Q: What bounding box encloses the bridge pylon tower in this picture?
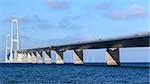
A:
[6,19,20,63]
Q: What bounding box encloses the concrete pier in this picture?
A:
[44,51,51,64]
[74,49,84,64]
[56,51,64,64]
[22,53,27,63]
[27,53,32,63]
[25,53,28,63]
[106,48,120,66]
[17,53,23,63]
[37,51,43,63]
[14,51,18,63]
[21,53,25,63]
[31,52,37,64]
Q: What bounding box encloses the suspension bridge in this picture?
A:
[5,19,150,66]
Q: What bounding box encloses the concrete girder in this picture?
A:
[106,48,120,66]
[37,51,43,64]
[44,50,51,64]
[27,52,32,63]
[31,52,37,64]
[74,49,84,64]
[56,51,64,64]
[17,53,23,63]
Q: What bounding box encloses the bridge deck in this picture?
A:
[18,32,150,52]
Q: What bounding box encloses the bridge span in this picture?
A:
[12,32,150,66]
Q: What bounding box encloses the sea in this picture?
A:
[0,63,149,84]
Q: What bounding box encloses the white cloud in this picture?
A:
[106,3,149,20]
[106,11,128,19]
[129,3,148,16]
[46,0,68,10]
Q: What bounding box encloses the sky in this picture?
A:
[0,0,149,62]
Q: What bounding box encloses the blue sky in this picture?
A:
[0,0,149,62]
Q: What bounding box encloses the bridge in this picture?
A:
[5,19,150,66]
[15,32,149,66]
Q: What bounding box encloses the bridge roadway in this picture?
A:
[18,32,149,52]
[15,32,149,65]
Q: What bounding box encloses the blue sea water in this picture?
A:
[0,63,149,84]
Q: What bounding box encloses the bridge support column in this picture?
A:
[22,53,27,63]
[17,53,23,63]
[24,53,28,63]
[27,52,32,63]
[74,49,84,64]
[37,51,43,64]
[44,51,51,64]
[56,51,64,64]
[14,51,18,63]
[21,53,25,63]
[31,52,37,64]
[106,48,120,66]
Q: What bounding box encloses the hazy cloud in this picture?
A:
[106,3,149,20]
[2,15,41,24]
[37,22,53,29]
[20,15,47,24]
[58,15,82,29]
[20,34,32,40]
[2,14,84,30]
[106,11,129,20]
[2,15,53,29]
[89,2,111,10]
[2,16,19,23]
[46,0,69,10]
[20,16,33,24]
[129,3,149,17]
[42,34,97,46]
